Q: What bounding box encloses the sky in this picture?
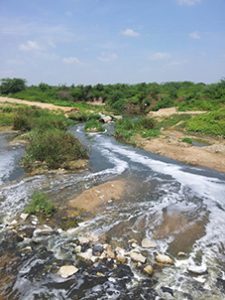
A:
[0,0,225,85]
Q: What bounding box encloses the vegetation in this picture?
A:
[186,108,225,137]
[25,191,55,216]
[115,117,159,144]
[23,129,87,169]
[85,118,104,132]
[1,78,224,115]
[181,137,193,144]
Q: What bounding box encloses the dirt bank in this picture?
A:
[136,130,225,173]
[0,96,77,113]
[68,180,126,214]
[148,107,206,118]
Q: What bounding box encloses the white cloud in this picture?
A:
[177,0,202,6]
[98,52,118,62]
[189,31,201,39]
[62,57,81,64]
[149,52,171,61]
[121,28,140,37]
[19,40,42,52]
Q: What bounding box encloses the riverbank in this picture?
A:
[136,129,225,173]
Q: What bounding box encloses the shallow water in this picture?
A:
[0,126,225,299]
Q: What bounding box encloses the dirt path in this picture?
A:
[148,107,206,118]
[136,131,225,173]
[0,96,77,113]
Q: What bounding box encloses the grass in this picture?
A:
[115,116,159,144]
[25,191,55,216]
[158,114,192,129]
[186,108,225,137]
[85,119,104,132]
[181,137,193,144]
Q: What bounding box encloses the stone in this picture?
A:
[106,245,115,259]
[77,249,93,262]
[20,213,29,221]
[116,255,127,264]
[33,225,54,237]
[78,237,90,245]
[187,264,207,275]
[177,252,187,258]
[58,265,79,278]
[93,244,104,255]
[131,243,139,248]
[143,265,154,276]
[74,245,82,253]
[141,238,157,249]
[130,251,146,264]
[156,254,174,265]
[10,220,17,226]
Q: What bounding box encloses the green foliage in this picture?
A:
[0,78,26,94]
[115,116,159,143]
[0,112,14,126]
[85,119,104,132]
[181,137,193,144]
[158,114,192,129]
[25,192,55,216]
[23,129,88,169]
[186,108,225,137]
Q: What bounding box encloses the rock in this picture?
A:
[156,254,173,265]
[131,243,139,248]
[143,265,154,276]
[187,264,207,275]
[116,255,127,264]
[74,245,82,253]
[10,220,17,226]
[115,247,126,256]
[20,213,29,221]
[177,252,188,258]
[99,114,112,123]
[78,237,90,245]
[130,251,146,264]
[128,239,138,244]
[106,245,115,259]
[93,244,104,256]
[33,225,54,237]
[141,238,157,249]
[58,265,79,278]
[77,249,93,262]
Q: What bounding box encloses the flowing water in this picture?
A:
[0,126,225,299]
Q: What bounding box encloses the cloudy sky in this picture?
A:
[0,0,225,85]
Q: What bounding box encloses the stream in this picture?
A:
[0,125,225,299]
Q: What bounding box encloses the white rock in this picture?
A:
[187,264,207,275]
[130,251,146,264]
[77,249,93,261]
[33,225,54,237]
[58,265,79,278]
[10,220,17,226]
[156,254,173,265]
[74,245,82,253]
[143,265,154,276]
[116,255,127,264]
[20,213,29,221]
[141,238,157,249]
[78,237,90,245]
[131,243,139,248]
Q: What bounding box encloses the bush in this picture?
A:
[23,129,88,169]
[181,137,193,144]
[85,119,104,132]
[0,112,14,126]
[13,112,32,131]
[25,192,55,216]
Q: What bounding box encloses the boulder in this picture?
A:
[187,264,207,275]
[58,265,79,278]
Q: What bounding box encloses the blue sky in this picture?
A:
[0,0,225,85]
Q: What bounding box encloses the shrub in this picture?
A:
[25,192,55,216]
[85,119,104,132]
[23,129,88,169]
[181,137,193,144]
[0,78,26,94]
[13,112,32,131]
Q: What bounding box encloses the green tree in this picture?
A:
[0,78,26,94]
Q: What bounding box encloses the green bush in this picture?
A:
[0,112,14,126]
[0,78,26,94]
[186,109,225,137]
[23,129,88,169]
[25,192,55,216]
[13,112,32,131]
[85,119,104,132]
[181,137,193,144]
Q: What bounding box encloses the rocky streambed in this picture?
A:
[1,126,225,299]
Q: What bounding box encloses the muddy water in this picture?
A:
[0,126,225,299]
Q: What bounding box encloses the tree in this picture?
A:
[0,78,26,94]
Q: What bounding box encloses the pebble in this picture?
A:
[141,238,157,249]
[187,264,207,275]
[156,254,174,265]
[143,265,154,276]
[116,255,127,264]
[74,245,82,253]
[78,237,90,245]
[130,251,146,264]
[58,265,79,278]
[77,248,93,261]
[33,225,54,237]
[20,213,29,221]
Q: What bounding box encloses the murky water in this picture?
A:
[0,126,225,299]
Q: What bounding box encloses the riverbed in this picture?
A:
[0,125,225,299]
